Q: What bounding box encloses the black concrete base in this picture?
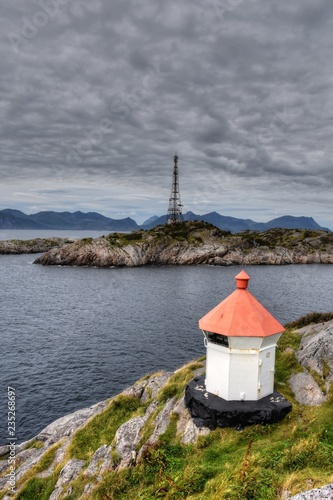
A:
[185,375,292,430]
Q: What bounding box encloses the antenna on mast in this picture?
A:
[166,153,183,224]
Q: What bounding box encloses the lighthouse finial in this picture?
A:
[235,270,250,289]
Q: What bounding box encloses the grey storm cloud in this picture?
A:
[0,0,332,225]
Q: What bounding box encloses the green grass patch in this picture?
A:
[120,232,143,242]
[33,445,60,475]
[80,237,93,245]
[323,360,331,380]
[24,439,44,450]
[275,350,302,391]
[93,435,216,499]
[68,395,145,461]
[278,329,302,351]
[16,471,59,500]
[157,361,204,404]
[106,231,145,247]
[15,442,62,493]
[275,329,305,396]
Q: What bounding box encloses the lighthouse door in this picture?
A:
[258,349,275,398]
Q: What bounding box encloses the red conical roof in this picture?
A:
[199,270,285,337]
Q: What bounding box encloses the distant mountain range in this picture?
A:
[0,209,330,233]
[141,211,331,232]
[0,209,139,231]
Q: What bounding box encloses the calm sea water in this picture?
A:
[1,231,333,444]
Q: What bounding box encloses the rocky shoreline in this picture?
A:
[0,318,332,499]
[33,222,333,267]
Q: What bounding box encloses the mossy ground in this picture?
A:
[89,327,333,500]
[91,394,333,500]
[24,439,45,450]
[104,221,224,249]
[15,471,60,500]
[79,223,333,259]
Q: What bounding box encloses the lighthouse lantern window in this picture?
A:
[205,331,229,347]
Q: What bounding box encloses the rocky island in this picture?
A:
[0,237,72,255]
[0,313,332,499]
[33,221,333,267]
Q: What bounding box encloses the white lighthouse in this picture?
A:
[199,270,285,402]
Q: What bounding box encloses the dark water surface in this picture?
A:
[1,253,333,444]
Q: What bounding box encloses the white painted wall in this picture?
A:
[261,333,281,349]
[205,343,230,398]
[228,351,260,400]
[204,332,282,401]
[229,337,262,349]
[258,347,275,397]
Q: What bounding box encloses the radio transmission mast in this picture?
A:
[166,153,183,224]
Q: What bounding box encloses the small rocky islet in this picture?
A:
[0,238,72,255]
[30,221,333,267]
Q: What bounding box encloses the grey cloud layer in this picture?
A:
[0,0,332,225]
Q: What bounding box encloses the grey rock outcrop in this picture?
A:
[147,397,178,445]
[0,447,46,490]
[115,416,146,469]
[0,400,108,492]
[289,372,327,406]
[141,372,172,402]
[84,444,113,477]
[136,397,179,464]
[49,459,85,500]
[288,483,333,499]
[122,372,172,402]
[174,396,210,444]
[32,400,109,446]
[0,366,203,498]
[296,320,333,381]
[35,241,333,267]
[288,320,333,404]
[38,440,68,478]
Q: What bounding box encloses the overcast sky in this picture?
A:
[1,0,333,226]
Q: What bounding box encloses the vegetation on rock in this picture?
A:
[285,312,333,330]
[33,221,333,267]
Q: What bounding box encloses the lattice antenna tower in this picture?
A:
[166,153,183,224]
